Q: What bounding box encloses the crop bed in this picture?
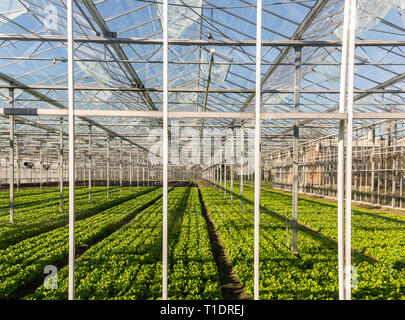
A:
[1,183,404,300]
[24,187,221,300]
[0,186,157,249]
[201,184,405,300]
[230,182,405,272]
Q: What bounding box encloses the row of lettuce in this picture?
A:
[24,187,222,300]
[0,187,165,299]
[201,185,405,300]
[229,182,405,271]
[2,181,403,300]
[0,186,156,249]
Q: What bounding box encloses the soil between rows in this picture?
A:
[197,184,252,300]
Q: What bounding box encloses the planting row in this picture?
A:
[229,182,405,272]
[0,186,157,249]
[0,187,163,299]
[201,186,405,300]
[26,187,222,300]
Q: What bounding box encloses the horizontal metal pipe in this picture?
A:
[1,84,405,94]
[4,108,405,121]
[1,34,404,47]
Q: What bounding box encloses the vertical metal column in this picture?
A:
[378,139,382,204]
[107,137,110,198]
[9,88,14,223]
[147,163,150,186]
[224,163,227,198]
[224,138,227,199]
[344,0,356,300]
[59,117,64,212]
[292,45,301,255]
[401,146,404,208]
[254,0,262,300]
[136,154,139,188]
[337,0,351,301]
[120,139,123,194]
[219,162,222,194]
[16,137,19,194]
[303,147,307,192]
[162,0,169,301]
[40,141,43,190]
[240,126,244,212]
[392,122,397,208]
[354,134,358,201]
[318,148,321,194]
[67,0,76,301]
[370,127,375,204]
[88,125,92,203]
[231,128,235,205]
[130,150,133,192]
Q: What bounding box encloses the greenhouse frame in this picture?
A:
[0,0,404,301]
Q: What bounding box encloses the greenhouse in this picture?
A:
[0,0,404,302]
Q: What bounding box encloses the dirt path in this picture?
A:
[197,185,252,300]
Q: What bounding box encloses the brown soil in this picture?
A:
[197,185,252,300]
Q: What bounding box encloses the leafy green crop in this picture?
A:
[231,182,405,272]
[25,187,222,300]
[0,187,160,299]
[201,185,405,300]
[0,186,154,248]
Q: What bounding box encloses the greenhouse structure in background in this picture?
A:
[0,0,404,301]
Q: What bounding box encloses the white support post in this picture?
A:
[370,127,375,204]
[148,164,150,186]
[401,147,404,209]
[120,139,123,194]
[337,0,351,301]
[16,137,19,194]
[392,122,397,208]
[107,137,110,198]
[130,150,133,192]
[240,126,244,212]
[40,141,43,191]
[136,155,139,188]
[344,0,356,300]
[162,0,169,301]
[303,147,307,192]
[219,162,222,194]
[59,117,64,212]
[254,0,262,301]
[224,163,227,199]
[224,138,227,199]
[292,45,301,255]
[88,125,92,203]
[9,88,14,223]
[378,139,382,204]
[354,133,358,201]
[67,0,76,301]
[230,128,234,205]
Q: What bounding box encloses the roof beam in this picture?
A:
[79,0,159,113]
